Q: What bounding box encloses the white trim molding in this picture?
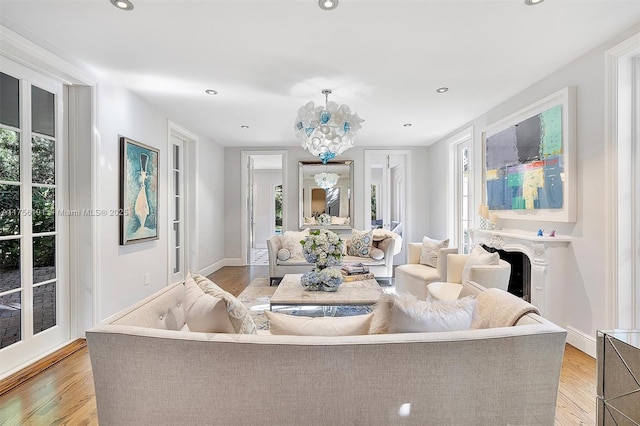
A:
[566,326,596,359]
[605,32,640,329]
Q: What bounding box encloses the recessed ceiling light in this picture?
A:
[436,87,449,93]
[524,0,544,5]
[205,89,218,95]
[319,0,338,11]
[110,0,134,11]
[241,125,250,129]
[403,123,412,127]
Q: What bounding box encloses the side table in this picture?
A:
[596,329,640,425]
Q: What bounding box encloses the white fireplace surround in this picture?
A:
[469,228,571,326]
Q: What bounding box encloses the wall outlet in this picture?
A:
[144,273,150,285]
[205,247,209,255]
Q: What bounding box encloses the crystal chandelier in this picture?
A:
[294,89,364,164]
[314,172,339,189]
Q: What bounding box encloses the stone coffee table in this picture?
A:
[269,273,383,315]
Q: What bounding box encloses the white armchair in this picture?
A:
[394,243,459,300]
[427,253,511,301]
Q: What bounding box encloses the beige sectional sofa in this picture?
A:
[86,280,567,426]
[267,232,398,284]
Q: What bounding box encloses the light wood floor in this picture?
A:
[0,266,597,425]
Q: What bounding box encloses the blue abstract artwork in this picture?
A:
[485,105,563,211]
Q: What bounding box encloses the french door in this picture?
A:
[169,135,185,284]
[364,150,409,264]
[0,61,69,377]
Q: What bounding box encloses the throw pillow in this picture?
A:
[277,248,291,261]
[188,272,257,334]
[372,292,476,333]
[265,311,373,336]
[369,247,384,261]
[348,229,373,257]
[183,278,235,333]
[282,229,310,259]
[419,236,449,268]
[461,245,500,285]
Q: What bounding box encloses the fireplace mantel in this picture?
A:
[469,228,571,321]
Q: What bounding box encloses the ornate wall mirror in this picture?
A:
[299,161,353,230]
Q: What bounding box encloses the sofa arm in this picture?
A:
[406,243,422,264]
[267,236,283,277]
[376,237,396,266]
[436,247,459,281]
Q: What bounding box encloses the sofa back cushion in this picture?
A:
[112,283,187,331]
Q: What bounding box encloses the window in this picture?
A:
[448,128,473,254]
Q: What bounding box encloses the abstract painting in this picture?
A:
[482,87,576,222]
[120,137,159,244]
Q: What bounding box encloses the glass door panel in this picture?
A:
[0,65,68,377]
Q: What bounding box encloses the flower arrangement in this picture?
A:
[300,267,343,292]
[316,213,332,226]
[300,229,344,291]
[301,229,344,269]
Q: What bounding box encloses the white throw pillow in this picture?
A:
[277,248,291,261]
[282,229,310,259]
[369,247,384,261]
[265,311,373,336]
[462,245,500,285]
[183,278,235,333]
[188,272,257,334]
[372,292,476,333]
[419,237,449,267]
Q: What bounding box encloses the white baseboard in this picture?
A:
[224,258,244,267]
[566,326,596,358]
[198,259,225,277]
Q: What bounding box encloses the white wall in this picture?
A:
[224,146,430,262]
[194,133,225,272]
[94,78,225,321]
[427,24,640,348]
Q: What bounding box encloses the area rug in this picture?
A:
[238,278,395,331]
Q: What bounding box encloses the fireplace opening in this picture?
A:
[480,245,531,302]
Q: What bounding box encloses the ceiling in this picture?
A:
[1,0,638,148]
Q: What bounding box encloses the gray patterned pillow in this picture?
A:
[348,229,374,257]
[189,272,257,334]
[419,237,449,267]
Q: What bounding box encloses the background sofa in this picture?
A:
[87,280,567,426]
[267,231,398,284]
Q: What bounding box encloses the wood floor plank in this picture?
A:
[0,266,597,425]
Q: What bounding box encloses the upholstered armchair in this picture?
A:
[426,253,511,301]
[394,243,459,300]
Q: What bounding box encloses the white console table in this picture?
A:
[469,229,571,321]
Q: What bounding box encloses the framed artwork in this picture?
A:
[482,86,576,222]
[120,136,159,245]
